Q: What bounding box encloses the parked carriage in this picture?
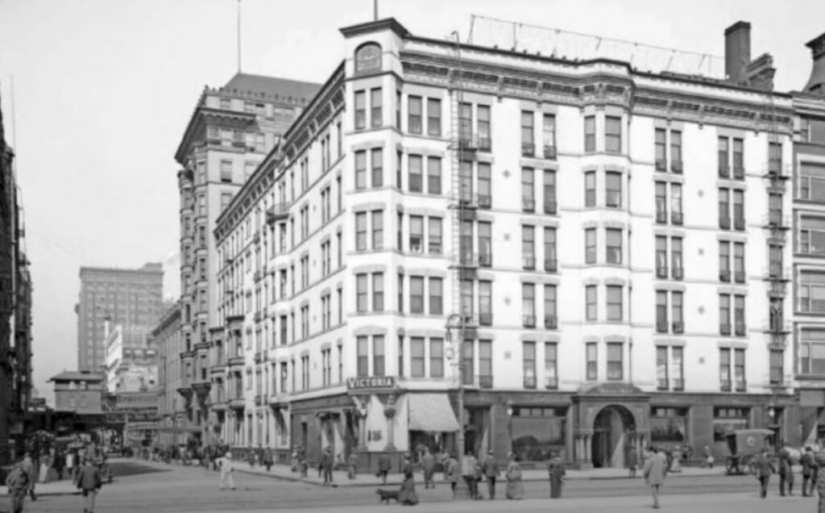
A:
[725,428,774,475]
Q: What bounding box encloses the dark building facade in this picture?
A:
[0,86,33,466]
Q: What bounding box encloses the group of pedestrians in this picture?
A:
[5,454,103,513]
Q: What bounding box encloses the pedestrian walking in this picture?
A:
[347,452,358,480]
[480,449,499,500]
[803,447,816,496]
[376,453,391,485]
[817,464,825,513]
[76,458,103,513]
[462,452,479,499]
[813,448,821,497]
[548,451,566,499]
[321,447,334,486]
[504,453,524,500]
[21,452,37,501]
[642,446,667,509]
[5,460,29,513]
[217,452,236,490]
[263,447,273,472]
[421,448,436,489]
[753,447,775,499]
[778,442,795,496]
[398,454,419,506]
[627,447,638,478]
[445,454,459,495]
[670,446,682,473]
[702,445,714,469]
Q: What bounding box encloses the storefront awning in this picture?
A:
[408,394,460,433]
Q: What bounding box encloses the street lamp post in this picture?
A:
[446,313,471,500]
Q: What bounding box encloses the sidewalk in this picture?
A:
[233,462,730,488]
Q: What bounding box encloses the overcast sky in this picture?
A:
[0,0,822,404]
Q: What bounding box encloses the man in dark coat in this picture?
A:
[802,447,816,497]
[548,452,566,499]
[376,453,391,485]
[5,461,29,513]
[778,442,795,496]
[76,458,103,513]
[754,448,776,499]
[480,450,500,500]
[421,448,436,489]
[263,447,274,472]
[321,447,334,486]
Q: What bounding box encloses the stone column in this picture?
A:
[384,394,397,451]
[354,395,370,450]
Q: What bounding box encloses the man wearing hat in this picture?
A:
[480,449,500,500]
[217,451,236,490]
[76,457,103,513]
[5,460,29,513]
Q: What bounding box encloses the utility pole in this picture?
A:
[237,0,242,73]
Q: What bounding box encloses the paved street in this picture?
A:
[6,459,818,512]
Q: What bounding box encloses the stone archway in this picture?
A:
[591,405,635,468]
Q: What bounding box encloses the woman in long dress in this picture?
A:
[505,453,525,500]
[398,454,419,506]
[548,452,566,498]
[670,447,682,473]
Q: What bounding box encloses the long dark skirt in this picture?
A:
[399,476,419,505]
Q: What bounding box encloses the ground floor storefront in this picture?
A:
[221,381,804,470]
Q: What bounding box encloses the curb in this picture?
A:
[233,468,728,488]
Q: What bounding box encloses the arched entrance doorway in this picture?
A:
[592,405,635,468]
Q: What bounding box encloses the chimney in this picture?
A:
[804,32,825,95]
[725,21,752,85]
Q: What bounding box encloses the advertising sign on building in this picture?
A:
[346,376,397,391]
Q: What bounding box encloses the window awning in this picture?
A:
[407,393,460,433]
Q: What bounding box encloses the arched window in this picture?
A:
[355,42,382,73]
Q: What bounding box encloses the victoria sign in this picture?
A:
[346,376,397,391]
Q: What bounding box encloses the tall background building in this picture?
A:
[172,72,320,444]
[76,263,163,372]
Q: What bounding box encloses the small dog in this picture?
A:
[376,488,400,503]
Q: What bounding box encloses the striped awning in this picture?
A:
[408,394,460,433]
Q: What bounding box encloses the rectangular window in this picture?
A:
[585,171,596,207]
[370,88,382,128]
[606,228,622,264]
[478,163,491,206]
[426,217,442,255]
[671,291,683,330]
[396,91,401,129]
[656,236,668,277]
[427,157,441,194]
[585,228,596,264]
[522,167,535,210]
[734,295,746,335]
[733,242,745,281]
[734,348,746,390]
[655,182,667,222]
[544,284,557,321]
[410,276,424,314]
[586,285,597,321]
[584,116,595,153]
[355,151,367,190]
[409,215,423,253]
[355,212,367,251]
[800,163,825,202]
[523,342,536,388]
[411,337,425,377]
[544,342,557,389]
[542,114,556,157]
[522,283,536,321]
[655,129,666,168]
[373,273,384,312]
[522,225,535,268]
[371,148,383,187]
[672,237,683,278]
[477,105,491,149]
[720,294,731,333]
[430,338,444,378]
[607,342,623,380]
[656,347,668,389]
[408,96,422,134]
[397,274,403,313]
[462,340,474,385]
[800,217,825,256]
[606,285,622,321]
[427,98,441,136]
[521,111,535,156]
[372,335,385,377]
[356,274,368,313]
[800,273,825,313]
[459,161,472,203]
[429,277,443,315]
[408,155,423,193]
[459,102,473,142]
[397,336,404,377]
[479,340,492,383]
[605,172,622,208]
[718,137,729,176]
[357,336,369,377]
[461,280,473,319]
[719,188,730,228]
[355,91,366,130]
[671,131,682,170]
[544,227,556,271]
[770,350,783,384]
[479,281,492,321]
[586,342,597,380]
[371,210,383,250]
[220,160,233,182]
[800,330,825,374]
[733,190,745,229]
[605,116,622,153]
